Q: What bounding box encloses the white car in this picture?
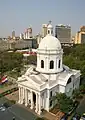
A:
[80,113,85,120]
[1,108,5,112]
[0,107,3,110]
[0,107,6,111]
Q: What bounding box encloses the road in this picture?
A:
[76,96,85,115]
[0,97,37,120]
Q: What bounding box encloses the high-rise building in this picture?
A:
[80,26,85,32]
[75,26,85,44]
[20,33,23,39]
[27,27,32,38]
[55,24,71,43]
[12,30,15,39]
[42,24,48,37]
[24,27,32,39]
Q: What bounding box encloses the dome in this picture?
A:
[47,24,53,29]
[38,35,61,50]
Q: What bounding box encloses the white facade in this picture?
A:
[17,23,81,115]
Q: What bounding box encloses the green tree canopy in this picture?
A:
[55,93,74,113]
[0,52,23,77]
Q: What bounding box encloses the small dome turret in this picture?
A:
[47,21,53,35]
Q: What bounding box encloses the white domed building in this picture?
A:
[17,23,81,115]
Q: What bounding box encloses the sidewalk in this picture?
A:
[42,111,56,120]
[0,84,17,94]
[5,90,19,101]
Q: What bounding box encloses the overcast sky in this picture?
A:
[0,0,85,37]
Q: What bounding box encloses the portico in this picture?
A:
[18,85,41,115]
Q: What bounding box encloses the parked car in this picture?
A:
[72,113,81,120]
[80,113,85,120]
[1,107,5,112]
[60,114,68,120]
[0,106,6,112]
[3,102,10,108]
[68,101,79,115]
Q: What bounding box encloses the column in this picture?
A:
[27,91,29,104]
[38,93,41,115]
[18,87,21,103]
[35,93,38,113]
[57,59,58,70]
[23,88,25,102]
[21,87,23,104]
[30,91,33,109]
[44,92,46,108]
[25,89,28,106]
[47,90,50,112]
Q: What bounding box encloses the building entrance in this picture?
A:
[33,92,36,105]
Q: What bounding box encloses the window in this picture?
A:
[41,60,44,68]
[50,91,52,97]
[48,30,50,34]
[58,60,61,68]
[50,60,54,69]
[50,100,52,107]
[67,78,71,84]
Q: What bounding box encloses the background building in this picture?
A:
[9,38,37,50]
[24,27,32,39]
[42,24,48,37]
[75,26,85,44]
[55,24,71,44]
[12,30,15,39]
[35,34,42,46]
[0,38,37,51]
[20,33,24,39]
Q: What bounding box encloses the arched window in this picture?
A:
[67,78,71,84]
[58,60,61,68]
[48,30,50,34]
[50,60,54,69]
[41,60,44,68]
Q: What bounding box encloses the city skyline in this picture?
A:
[0,0,85,37]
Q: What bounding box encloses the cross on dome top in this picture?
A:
[49,20,52,24]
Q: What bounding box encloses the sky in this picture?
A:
[0,0,85,37]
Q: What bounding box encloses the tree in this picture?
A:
[55,93,74,113]
[79,84,85,93]
[0,52,23,78]
[27,55,37,65]
[72,89,83,100]
[63,44,85,80]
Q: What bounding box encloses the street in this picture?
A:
[0,97,37,120]
[76,96,85,115]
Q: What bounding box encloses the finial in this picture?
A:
[49,20,52,24]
